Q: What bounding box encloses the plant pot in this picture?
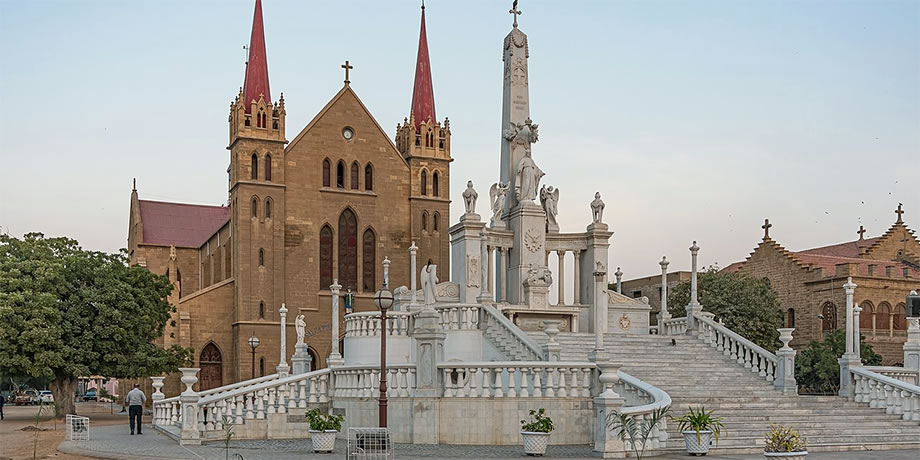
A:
[682,430,714,455]
[521,431,551,456]
[764,451,808,460]
[310,429,338,453]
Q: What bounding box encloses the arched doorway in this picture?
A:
[821,302,837,331]
[199,343,222,391]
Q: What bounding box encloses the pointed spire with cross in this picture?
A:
[762,218,772,240]
[857,225,866,240]
[509,0,522,28]
[896,203,905,224]
[341,60,353,86]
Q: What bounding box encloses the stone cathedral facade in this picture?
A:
[126,1,450,394]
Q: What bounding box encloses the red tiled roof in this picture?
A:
[796,237,880,258]
[138,200,229,248]
[721,261,745,273]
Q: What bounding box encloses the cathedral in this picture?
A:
[127,0,450,392]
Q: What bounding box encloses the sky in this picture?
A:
[0,0,918,287]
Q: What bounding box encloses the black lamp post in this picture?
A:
[248,332,260,380]
[373,285,394,428]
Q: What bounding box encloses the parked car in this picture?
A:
[15,390,40,405]
[39,390,54,404]
[83,389,97,401]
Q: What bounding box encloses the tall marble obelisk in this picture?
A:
[500,2,531,198]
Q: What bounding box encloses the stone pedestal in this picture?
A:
[904,318,920,373]
[449,216,486,303]
[177,368,200,446]
[593,362,625,458]
[522,277,550,309]
[838,354,861,398]
[579,223,612,328]
[291,343,313,374]
[413,310,445,398]
[150,376,165,402]
[775,328,797,395]
[542,319,562,361]
[508,202,547,305]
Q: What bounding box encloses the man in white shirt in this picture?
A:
[126,384,147,435]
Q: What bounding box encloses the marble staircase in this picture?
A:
[529,332,920,454]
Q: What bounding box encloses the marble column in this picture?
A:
[409,242,418,306]
[557,250,565,305]
[477,239,491,303]
[498,248,507,303]
[659,256,671,327]
[904,316,920,374]
[276,304,290,376]
[328,281,344,367]
[838,276,860,397]
[686,241,701,332]
[853,303,862,360]
[487,246,495,297]
[588,263,608,362]
[573,250,581,305]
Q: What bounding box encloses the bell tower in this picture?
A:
[395,3,451,278]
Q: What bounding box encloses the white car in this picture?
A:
[39,390,54,404]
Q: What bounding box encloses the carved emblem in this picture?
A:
[524,228,543,253]
[619,314,631,330]
[467,255,480,288]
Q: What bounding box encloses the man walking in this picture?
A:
[126,383,146,435]
[0,392,5,420]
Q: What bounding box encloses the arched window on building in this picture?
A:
[336,161,345,188]
[319,225,334,290]
[259,301,265,319]
[258,248,264,266]
[264,154,272,181]
[259,357,265,377]
[877,302,891,335]
[351,162,359,190]
[362,228,376,292]
[251,153,258,180]
[338,209,358,291]
[251,197,258,219]
[894,303,907,331]
[265,198,272,219]
[307,348,320,370]
[785,308,795,328]
[821,302,837,331]
[432,171,439,197]
[859,301,874,331]
[364,164,373,191]
[433,212,440,232]
[322,159,331,187]
[421,211,429,232]
[420,170,428,196]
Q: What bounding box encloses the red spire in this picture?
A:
[242,0,270,113]
[410,4,436,129]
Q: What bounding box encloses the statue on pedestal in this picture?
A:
[591,192,605,224]
[295,315,306,345]
[504,118,543,203]
[462,181,478,214]
[420,260,439,307]
[489,182,510,225]
[540,185,559,229]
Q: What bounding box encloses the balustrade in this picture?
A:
[613,370,672,450]
[864,366,920,386]
[695,313,777,383]
[480,305,544,361]
[661,318,687,336]
[332,365,416,398]
[438,362,594,398]
[436,305,480,330]
[344,311,411,338]
[850,367,920,422]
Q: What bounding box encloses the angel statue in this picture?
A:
[590,192,605,224]
[503,118,541,201]
[489,182,510,226]
[420,259,439,307]
[462,181,478,215]
[295,314,306,345]
[540,185,559,229]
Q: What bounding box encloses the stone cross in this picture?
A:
[857,225,866,240]
[896,203,904,223]
[762,219,772,239]
[341,60,353,85]
[509,0,522,28]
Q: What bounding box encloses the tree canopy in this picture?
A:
[668,268,783,351]
[0,233,191,414]
[795,329,881,395]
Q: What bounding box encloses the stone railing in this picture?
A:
[153,369,331,436]
[615,370,672,450]
[438,362,594,398]
[197,373,282,399]
[849,366,920,422]
[660,317,687,335]
[648,325,659,335]
[479,304,544,361]
[864,366,920,386]
[436,304,480,330]
[344,311,412,338]
[694,313,778,384]
[331,364,417,398]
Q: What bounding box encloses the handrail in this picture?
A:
[694,312,778,383]
[614,369,671,450]
[198,368,330,405]
[849,366,920,421]
[157,372,282,405]
[480,304,544,361]
[863,366,919,386]
[344,311,412,337]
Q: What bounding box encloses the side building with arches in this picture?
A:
[125,1,451,396]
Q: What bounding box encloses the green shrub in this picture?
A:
[520,408,554,433]
[674,406,724,445]
[764,424,806,453]
[306,408,344,432]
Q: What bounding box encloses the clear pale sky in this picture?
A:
[1,0,917,285]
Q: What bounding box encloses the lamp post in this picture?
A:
[373,285,394,428]
[248,333,260,380]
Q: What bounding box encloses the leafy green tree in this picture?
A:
[0,233,191,415]
[795,329,881,394]
[668,268,783,351]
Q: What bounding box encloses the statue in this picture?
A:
[420,259,439,307]
[540,185,559,228]
[489,182,509,226]
[503,118,541,202]
[525,264,553,285]
[295,314,306,345]
[515,150,545,203]
[462,180,478,214]
[591,192,605,224]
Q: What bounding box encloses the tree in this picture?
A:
[0,233,191,415]
[795,329,881,395]
[668,268,783,351]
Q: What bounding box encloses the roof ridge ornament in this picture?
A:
[896,203,905,224]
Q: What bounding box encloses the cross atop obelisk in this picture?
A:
[762,218,772,239]
[341,60,353,85]
[509,0,522,28]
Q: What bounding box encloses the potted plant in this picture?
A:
[764,424,807,459]
[674,406,723,456]
[606,406,671,460]
[520,408,554,456]
[306,408,344,453]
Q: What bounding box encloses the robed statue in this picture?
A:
[489,182,510,226]
[591,192,605,224]
[295,314,306,345]
[540,185,559,228]
[462,180,478,214]
[503,118,542,202]
[420,260,439,307]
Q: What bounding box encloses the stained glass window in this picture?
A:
[363,229,376,292]
[338,210,358,291]
[319,225,334,289]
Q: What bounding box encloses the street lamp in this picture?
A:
[373,285,394,428]
[248,332,260,380]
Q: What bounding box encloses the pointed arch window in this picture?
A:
[421,211,429,232]
[259,357,265,377]
[319,225,334,289]
[362,228,376,292]
[259,301,265,319]
[251,197,258,219]
[338,209,358,290]
[199,343,222,390]
[322,159,331,187]
[433,212,440,232]
[432,171,439,197]
[364,164,374,191]
[258,248,264,266]
[336,161,345,188]
[251,154,259,180]
[821,302,837,331]
[351,162,360,190]
[785,308,795,328]
[265,198,272,219]
[264,154,272,181]
[421,170,428,196]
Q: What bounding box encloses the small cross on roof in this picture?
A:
[762,218,772,239]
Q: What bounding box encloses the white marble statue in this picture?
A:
[591,192,605,224]
[295,314,306,345]
[489,182,509,225]
[515,150,545,202]
[420,260,439,306]
[540,185,559,227]
[526,264,553,285]
[462,181,478,214]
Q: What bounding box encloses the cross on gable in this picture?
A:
[857,225,866,240]
[341,60,353,85]
[896,203,905,223]
[509,0,522,28]
[762,218,772,239]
